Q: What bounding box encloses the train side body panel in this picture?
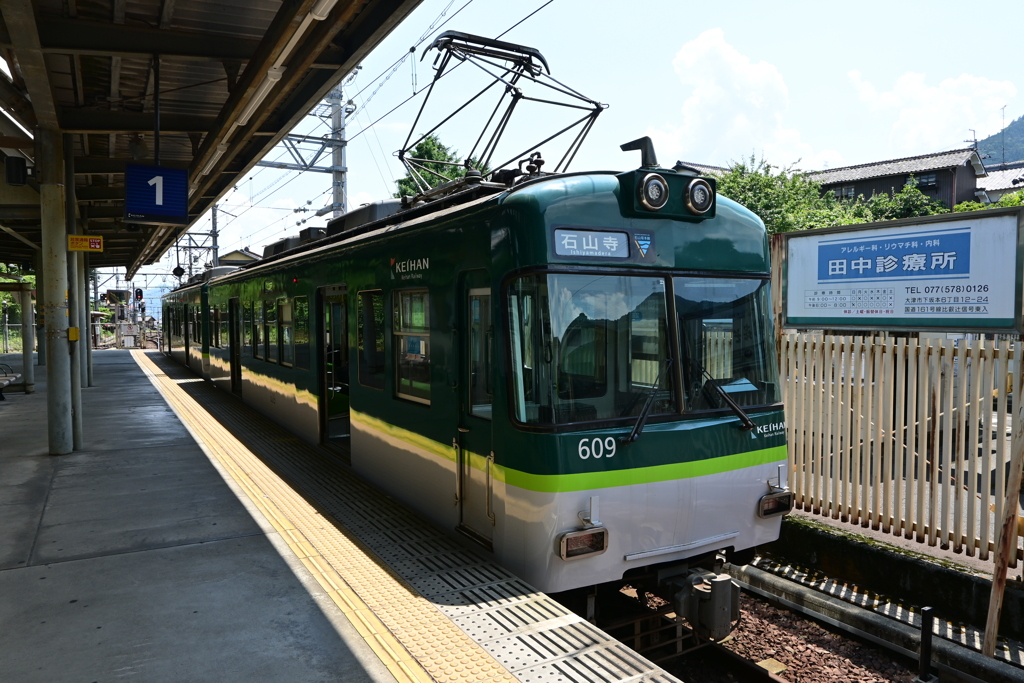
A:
[161,173,788,594]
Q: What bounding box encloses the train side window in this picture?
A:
[468,290,492,418]
[211,306,220,348]
[265,300,277,362]
[279,298,293,367]
[357,290,385,390]
[294,296,309,370]
[243,302,253,357]
[220,306,229,350]
[394,289,430,404]
[253,302,264,359]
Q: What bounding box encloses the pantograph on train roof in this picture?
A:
[397,31,608,205]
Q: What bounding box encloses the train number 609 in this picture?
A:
[578,437,616,459]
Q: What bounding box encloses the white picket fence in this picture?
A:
[781,333,1023,563]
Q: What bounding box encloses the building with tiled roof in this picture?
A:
[804,148,988,209]
[976,160,1024,203]
[673,160,728,176]
[217,248,261,267]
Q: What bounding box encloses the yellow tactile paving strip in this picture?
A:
[133,351,514,683]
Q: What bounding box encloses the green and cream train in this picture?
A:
[162,151,792,617]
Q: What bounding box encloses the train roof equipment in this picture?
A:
[397,31,607,206]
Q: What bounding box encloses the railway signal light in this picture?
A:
[135,288,143,301]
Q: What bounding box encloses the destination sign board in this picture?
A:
[554,228,630,258]
[785,212,1022,331]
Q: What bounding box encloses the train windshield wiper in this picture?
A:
[694,359,756,431]
[620,358,672,445]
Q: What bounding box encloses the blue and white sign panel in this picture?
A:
[786,213,1021,330]
[124,164,189,225]
[554,228,630,258]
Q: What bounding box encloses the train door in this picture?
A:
[456,271,494,547]
[319,286,350,454]
[228,297,242,395]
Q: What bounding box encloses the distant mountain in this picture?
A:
[978,115,1024,165]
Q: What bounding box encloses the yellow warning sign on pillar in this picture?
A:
[68,235,103,252]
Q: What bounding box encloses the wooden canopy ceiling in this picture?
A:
[0,0,420,275]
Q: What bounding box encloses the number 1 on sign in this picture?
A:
[148,175,164,206]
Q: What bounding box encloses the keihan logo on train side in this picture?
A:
[390,257,430,280]
[754,422,786,438]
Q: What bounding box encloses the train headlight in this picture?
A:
[638,173,669,211]
[686,178,715,215]
[559,527,609,560]
[757,491,794,518]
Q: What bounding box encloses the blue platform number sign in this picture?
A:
[124,164,189,225]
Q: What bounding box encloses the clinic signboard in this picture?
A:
[783,208,1024,331]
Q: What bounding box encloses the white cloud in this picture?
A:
[849,70,1016,155]
[648,29,842,170]
[349,191,374,207]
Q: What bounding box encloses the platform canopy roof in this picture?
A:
[0,0,420,276]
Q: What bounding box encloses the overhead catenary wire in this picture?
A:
[346,0,556,146]
[350,0,474,108]
[156,1,556,272]
[221,186,334,252]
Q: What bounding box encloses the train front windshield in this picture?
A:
[508,273,779,426]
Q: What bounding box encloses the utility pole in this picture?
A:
[1001,105,1007,165]
[211,203,220,266]
[329,86,356,218]
[965,130,978,152]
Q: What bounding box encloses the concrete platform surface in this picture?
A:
[0,350,396,683]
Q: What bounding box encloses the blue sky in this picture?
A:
[135,0,1022,293]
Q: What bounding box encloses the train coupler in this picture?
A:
[668,570,741,641]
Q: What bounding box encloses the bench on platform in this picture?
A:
[0,364,23,400]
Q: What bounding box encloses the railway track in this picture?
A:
[553,583,786,682]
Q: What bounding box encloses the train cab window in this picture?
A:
[357,290,385,390]
[279,298,293,366]
[673,277,780,411]
[253,302,264,359]
[508,274,674,425]
[394,290,430,404]
[294,296,309,370]
[265,300,278,362]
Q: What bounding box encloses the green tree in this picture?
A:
[716,157,857,233]
[716,158,948,233]
[0,263,35,324]
[953,189,1024,213]
[978,115,1024,165]
[394,135,487,198]
[861,176,948,221]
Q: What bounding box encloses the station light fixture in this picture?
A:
[310,0,340,20]
[237,67,286,127]
[200,143,229,176]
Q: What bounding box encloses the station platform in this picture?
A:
[1,350,677,683]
